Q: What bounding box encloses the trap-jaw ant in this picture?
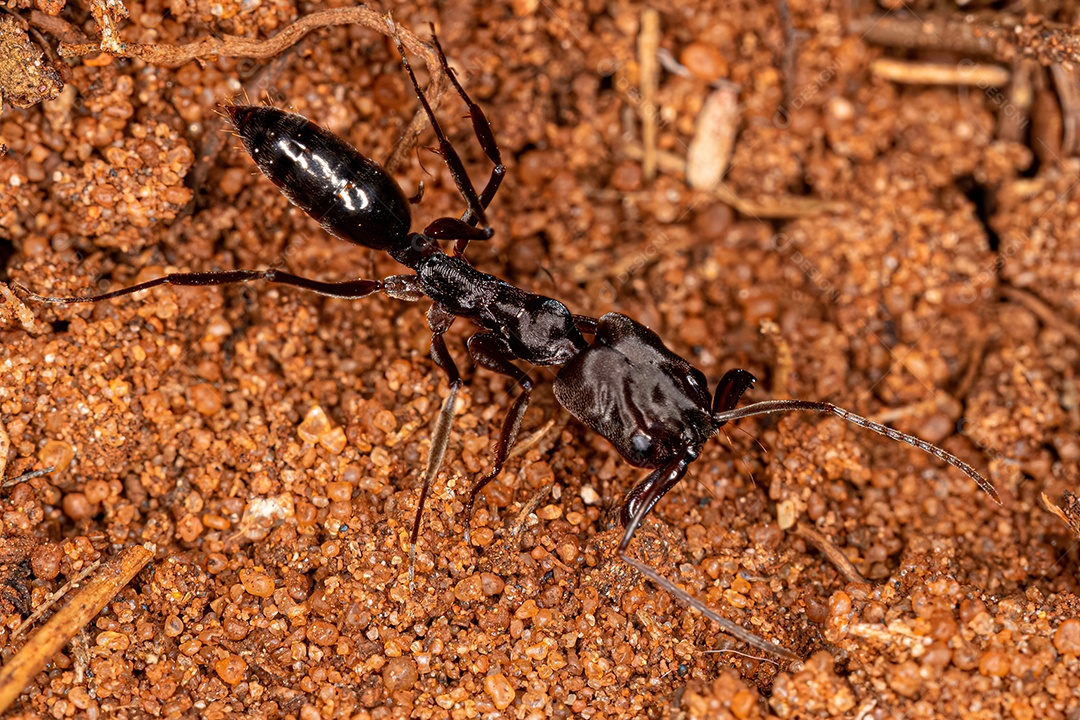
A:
[15,29,1000,661]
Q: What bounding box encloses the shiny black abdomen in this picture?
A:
[230,106,412,252]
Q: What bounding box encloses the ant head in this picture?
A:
[554,313,716,469]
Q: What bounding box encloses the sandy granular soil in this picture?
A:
[1,0,1079,718]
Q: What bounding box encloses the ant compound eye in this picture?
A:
[630,434,653,457]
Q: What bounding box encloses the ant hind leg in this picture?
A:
[13,269,385,304]
[427,29,506,253]
[391,31,492,245]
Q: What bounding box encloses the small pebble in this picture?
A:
[306,621,339,646]
[62,492,95,520]
[580,486,600,505]
[978,649,1010,678]
[679,41,728,81]
[480,572,504,597]
[320,426,348,454]
[455,574,484,602]
[39,439,75,472]
[515,599,539,620]
[888,660,922,697]
[239,568,275,598]
[298,405,332,443]
[30,543,62,580]
[383,656,418,692]
[219,167,248,196]
[214,655,247,685]
[484,673,515,710]
[1054,618,1080,655]
[190,383,222,416]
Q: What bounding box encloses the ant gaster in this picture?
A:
[16,28,1000,661]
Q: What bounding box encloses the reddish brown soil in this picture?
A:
[1,0,1079,718]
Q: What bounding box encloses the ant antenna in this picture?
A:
[713,400,1000,503]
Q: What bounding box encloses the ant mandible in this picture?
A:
[15,25,1000,661]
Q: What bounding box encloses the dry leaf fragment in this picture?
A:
[686,85,739,191]
[1043,491,1080,538]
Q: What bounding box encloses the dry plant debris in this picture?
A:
[1,0,1079,717]
[0,545,151,713]
[0,15,63,111]
[1043,491,1080,538]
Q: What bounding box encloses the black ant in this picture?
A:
[14,28,1000,661]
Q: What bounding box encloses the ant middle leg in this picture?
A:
[409,303,464,586]
[615,451,801,661]
[461,332,534,543]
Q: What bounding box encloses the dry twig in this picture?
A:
[1050,64,1080,156]
[0,545,154,713]
[11,560,99,639]
[999,60,1036,143]
[508,418,558,460]
[1,466,55,488]
[61,4,428,68]
[27,10,90,45]
[509,484,554,540]
[1001,285,1080,345]
[1043,491,1080,538]
[638,9,660,183]
[793,522,867,585]
[56,4,450,173]
[0,419,7,481]
[851,14,1080,67]
[871,58,1009,87]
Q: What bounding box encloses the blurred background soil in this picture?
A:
[1,0,1079,717]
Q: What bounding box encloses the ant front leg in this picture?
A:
[461,333,534,543]
[409,303,464,587]
[616,450,801,662]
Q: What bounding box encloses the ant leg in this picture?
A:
[391,33,492,243]
[427,30,506,255]
[711,399,1000,503]
[429,33,504,223]
[616,449,800,661]
[461,332,534,543]
[409,304,463,588]
[13,269,391,303]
